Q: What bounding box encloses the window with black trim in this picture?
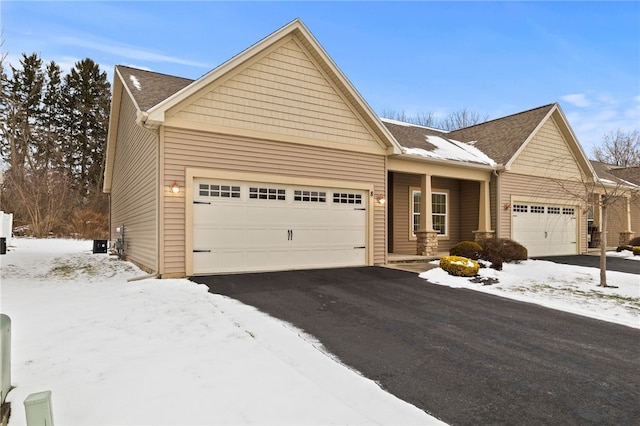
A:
[548,207,560,214]
[294,190,326,202]
[333,192,362,204]
[531,206,545,214]
[199,183,240,198]
[562,207,575,215]
[513,204,528,213]
[249,187,286,201]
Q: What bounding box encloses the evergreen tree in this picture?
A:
[63,58,111,201]
[38,61,65,169]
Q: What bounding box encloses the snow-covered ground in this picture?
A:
[1,239,441,425]
[1,239,639,425]
[420,253,639,329]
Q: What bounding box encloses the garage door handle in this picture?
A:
[194,201,211,205]
[193,249,211,253]
[354,208,366,211]
[287,229,293,241]
[545,231,548,238]
[354,246,365,249]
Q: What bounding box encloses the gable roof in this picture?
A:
[447,104,555,166]
[137,18,401,153]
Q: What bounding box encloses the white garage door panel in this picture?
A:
[192,180,367,274]
[513,203,577,257]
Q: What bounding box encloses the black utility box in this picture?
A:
[92,239,108,254]
[0,237,5,255]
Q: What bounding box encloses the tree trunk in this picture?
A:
[599,203,608,287]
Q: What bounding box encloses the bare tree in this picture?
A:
[593,129,640,167]
[380,107,488,130]
[438,108,489,131]
[380,109,438,128]
[555,171,638,287]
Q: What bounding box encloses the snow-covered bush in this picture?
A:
[439,255,480,277]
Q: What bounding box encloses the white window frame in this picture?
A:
[410,187,449,239]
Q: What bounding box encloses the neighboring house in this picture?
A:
[589,161,640,247]
[104,19,625,277]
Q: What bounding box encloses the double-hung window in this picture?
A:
[410,188,448,237]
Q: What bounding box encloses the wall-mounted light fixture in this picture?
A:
[170,181,180,193]
[503,203,510,210]
[376,194,386,205]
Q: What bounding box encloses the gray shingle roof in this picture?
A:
[610,166,640,186]
[592,161,640,187]
[116,65,193,111]
[447,104,556,165]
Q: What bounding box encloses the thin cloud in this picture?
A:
[560,93,592,108]
[56,35,211,69]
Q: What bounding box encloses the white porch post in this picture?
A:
[619,195,634,245]
[416,174,437,256]
[419,174,434,232]
[474,179,495,241]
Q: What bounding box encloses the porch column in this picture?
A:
[619,195,634,245]
[416,174,438,257]
[473,179,495,242]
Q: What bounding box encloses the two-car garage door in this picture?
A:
[192,178,368,274]
[512,202,578,257]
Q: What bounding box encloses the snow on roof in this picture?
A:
[404,135,497,166]
[599,177,640,189]
[129,75,142,91]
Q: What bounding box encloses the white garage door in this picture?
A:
[192,179,368,274]
[512,203,577,257]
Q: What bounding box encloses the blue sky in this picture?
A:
[2,1,639,157]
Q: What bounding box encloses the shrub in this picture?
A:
[628,236,640,246]
[617,245,632,252]
[633,247,640,256]
[449,241,483,260]
[477,238,527,270]
[439,255,480,277]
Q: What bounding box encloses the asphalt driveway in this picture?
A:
[191,267,640,425]
[534,254,640,274]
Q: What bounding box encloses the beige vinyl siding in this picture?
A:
[459,180,480,243]
[498,172,588,253]
[392,173,418,254]
[510,118,583,180]
[604,195,639,247]
[169,36,383,151]
[391,173,469,254]
[162,127,386,276]
[110,93,159,272]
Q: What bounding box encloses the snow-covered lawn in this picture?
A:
[1,239,441,425]
[2,240,638,425]
[420,253,639,329]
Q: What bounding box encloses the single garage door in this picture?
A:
[512,203,577,257]
[192,179,368,274]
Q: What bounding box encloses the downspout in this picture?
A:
[127,272,159,282]
[493,168,501,238]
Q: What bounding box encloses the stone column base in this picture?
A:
[473,231,495,242]
[416,230,438,257]
[619,231,635,246]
